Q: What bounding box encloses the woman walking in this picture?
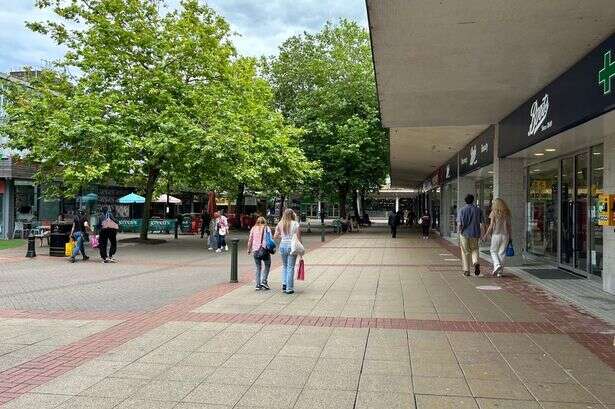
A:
[98,206,119,263]
[481,198,512,277]
[214,211,229,253]
[274,209,302,294]
[420,210,431,239]
[247,217,272,290]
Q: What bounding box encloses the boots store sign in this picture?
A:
[500,34,615,157]
[459,126,494,176]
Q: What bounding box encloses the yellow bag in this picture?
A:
[65,240,75,257]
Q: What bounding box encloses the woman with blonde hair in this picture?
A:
[247,217,272,290]
[274,208,302,294]
[481,198,512,277]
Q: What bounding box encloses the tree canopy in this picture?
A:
[1,0,317,238]
[265,19,388,217]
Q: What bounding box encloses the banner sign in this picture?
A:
[442,154,458,182]
[459,126,494,176]
[499,34,615,157]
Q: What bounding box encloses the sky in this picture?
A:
[0,0,368,73]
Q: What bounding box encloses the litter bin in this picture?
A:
[49,222,72,257]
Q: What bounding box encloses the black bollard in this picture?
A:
[26,235,36,258]
[174,221,179,240]
[321,225,325,242]
[230,238,239,283]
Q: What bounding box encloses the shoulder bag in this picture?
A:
[253,227,268,259]
[290,222,305,256]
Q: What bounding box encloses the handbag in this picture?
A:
[102,217,119,230]
[297,259,305,281]
[506,240,515,257]
[290,223,305,256]
[418,218,423,225]
[90,234,99,249]
[253,227,268,259]
[65,240,75,257]
[265,228,276,254]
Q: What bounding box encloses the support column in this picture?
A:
[493,125,525,266]
[602,132,615,294]
[440,186,449,237]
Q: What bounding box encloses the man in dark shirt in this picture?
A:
[388,209,401,238]
[69,210,90,263]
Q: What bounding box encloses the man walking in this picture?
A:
[457,194,483,276]
[388,209,401,238]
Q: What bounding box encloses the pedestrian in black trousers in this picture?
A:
[98,206,119,263]
[388,210,401,238]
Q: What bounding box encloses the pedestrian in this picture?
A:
[247,216,272,290]
[69,209,90,263]
[98,206,119,263]
[457,194,484,276]
[387,209,400,238]
[274,208,302,294]
[419,210,431,239]
[215,211,229,253]
[208,213,218,251]
[481,198,512,277]
[200,209,211,239]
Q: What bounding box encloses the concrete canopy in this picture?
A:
[367,0,615,186]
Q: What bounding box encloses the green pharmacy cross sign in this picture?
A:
[598,50,615,95]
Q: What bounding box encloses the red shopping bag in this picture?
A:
[297,259,305,281]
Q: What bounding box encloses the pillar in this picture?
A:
[493,124,526,266]
[440,185,449,237]
[602,131,615,294]
[395,196,399,212]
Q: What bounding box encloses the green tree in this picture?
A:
[2,0,316,239]
[265,19,388,218]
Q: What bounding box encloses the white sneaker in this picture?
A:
[224,245,228,251]
[215,249,222,253]
[208,247,213,251]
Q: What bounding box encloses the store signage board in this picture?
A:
[500,34,615,157]
[459,126,494,176]
[443,154,458,182]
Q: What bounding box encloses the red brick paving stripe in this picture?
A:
[179,311,562,334]
[322,246,442,249]
[307,263,457,267]
[434,236,615,369]
[0,232,336,406]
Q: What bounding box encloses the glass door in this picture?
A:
[559,153,589,275]
[589,145,604,277]
[560,158,574,268]
[574,153,588,272]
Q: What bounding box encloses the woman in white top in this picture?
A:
[481,198,512,277]
[274,208,302,294]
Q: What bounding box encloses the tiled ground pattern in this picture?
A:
[0,228,612,408]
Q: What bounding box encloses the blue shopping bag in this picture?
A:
[265,228,276,254]
[506,241,515,257]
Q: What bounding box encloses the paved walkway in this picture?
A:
[0,228,613,408]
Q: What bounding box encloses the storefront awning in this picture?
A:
[366,0,615,186]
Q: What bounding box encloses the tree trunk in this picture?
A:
[352,189,360,219]
[360,190,366,217]
[236,184,245,216]
[277,194,286,219]
[338,185,348,219]
[140,167,160,240]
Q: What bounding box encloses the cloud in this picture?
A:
[0,0,367,71]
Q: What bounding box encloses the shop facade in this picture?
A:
[496,33,615,292]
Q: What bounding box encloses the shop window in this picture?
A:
[590,145,604,277]
[527,160,559,261]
